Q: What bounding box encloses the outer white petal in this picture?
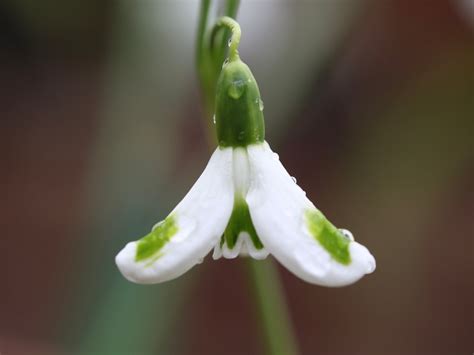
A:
[116,147,234,284]
[246,142,376,287]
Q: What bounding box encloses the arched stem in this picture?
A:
[211,16,241,62]
[196,7,300,355]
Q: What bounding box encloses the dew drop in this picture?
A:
[339,229,354,241]
[228,38,232,47]
[228,79,245,99]
[212,114,216,124]
[247,78,252,83]
[291,176,297,184]
[255,98,264,111]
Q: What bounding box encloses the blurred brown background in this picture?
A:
[1,0,473,354]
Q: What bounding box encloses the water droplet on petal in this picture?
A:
[339,229,354,241]
[212,114,216,124]
[228,79,245,99]
[291,176,297,184]
[228,38,232,47]
[254,98,264,111]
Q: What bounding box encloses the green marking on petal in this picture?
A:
[222,195,264,250]
[135,214,178,262]
[305,209,351,265]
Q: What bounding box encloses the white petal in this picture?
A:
[246,142,376,287]
[116,147,234,284]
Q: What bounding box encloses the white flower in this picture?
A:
[116,141,376,286]
[116,36,375,287]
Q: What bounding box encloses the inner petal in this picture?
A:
[232,147,250,195]
[213,194,268,260]
[213,231,269,260]
[225,195,263,248]
[213,147,268,260]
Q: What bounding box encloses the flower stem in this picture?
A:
[247,259,300,355]
[196,0,211,70]
[196,3,300,354]
[211,16,241,62]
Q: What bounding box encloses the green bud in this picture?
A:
[215,59,265,147]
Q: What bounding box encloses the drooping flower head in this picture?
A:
[116,17,375,286]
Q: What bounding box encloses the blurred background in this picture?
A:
[2,0,473,354]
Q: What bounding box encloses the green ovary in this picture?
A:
[221,195,264,250]
[135,215,178,262]
[305,209,351,265]
[215,59,265,147]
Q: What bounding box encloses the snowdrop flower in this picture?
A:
[116,19,375,287]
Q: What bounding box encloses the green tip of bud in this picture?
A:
[215,59,265,147]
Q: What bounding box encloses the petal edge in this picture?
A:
[116,147,234,284]
[246,142,376,287]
